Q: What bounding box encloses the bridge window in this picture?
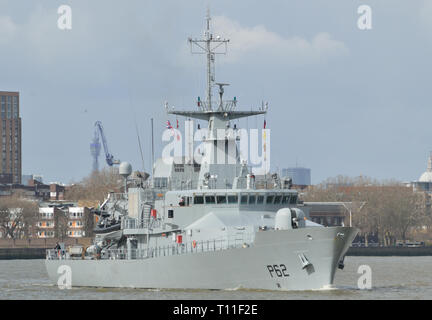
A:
[227,195,238,204]
[257,195,264,204]
[266,195,274,204]
[290,194,298,204]
[194,196,204,204]
[217,195,227,204]
[205,196,216,204]
[274,195,282,204]
[282,195,290,204]
[240,195,248,204]
[249,195,256,204]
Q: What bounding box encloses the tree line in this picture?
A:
[302,175,431,245]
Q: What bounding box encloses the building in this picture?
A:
[50,183,65,201]
[281,167,311,188]
[412,152,432,193]
[302,202,347,227]
[0,91,21,184]
[36,202,94,239]
[36,207,58,238]
[22,174,43,186]
[67,207,91,238]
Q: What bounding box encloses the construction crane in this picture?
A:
[90,121,120,172]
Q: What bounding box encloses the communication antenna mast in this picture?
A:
[188,9,229,111]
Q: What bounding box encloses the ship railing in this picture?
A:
[46,233,255,261]
[121,217,162,230]
[110,193,127,201]
[46,249,70,260]
[103,233,255,260]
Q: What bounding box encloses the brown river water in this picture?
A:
[0,256,431,299]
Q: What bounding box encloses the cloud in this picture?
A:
[0,15,17,44]
[210,15,349,65]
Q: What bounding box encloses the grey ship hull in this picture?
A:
[45,226,357,291]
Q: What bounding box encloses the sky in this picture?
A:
[0,0,432,185]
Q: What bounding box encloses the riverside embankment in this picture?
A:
[0,238,92,259]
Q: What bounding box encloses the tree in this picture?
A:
[66,167,123,203]
[0,196,38,239]
[302,175,429,245]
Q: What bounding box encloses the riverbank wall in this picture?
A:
[346,246,432,256]
[0,238,93,259]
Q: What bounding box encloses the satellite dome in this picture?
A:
[119,162,132,178]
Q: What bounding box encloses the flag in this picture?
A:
[166,120,172,129]
[264,119,267,129]
[176,119,179,129]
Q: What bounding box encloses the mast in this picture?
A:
[188,9,229,111]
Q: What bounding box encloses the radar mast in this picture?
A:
[188,9,229,111]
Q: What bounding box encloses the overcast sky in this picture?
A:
[1,0,432,184]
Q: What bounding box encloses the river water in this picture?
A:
[0,256,431,299]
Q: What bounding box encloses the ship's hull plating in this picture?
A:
[45,226,357,291]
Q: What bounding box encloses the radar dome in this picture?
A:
[119,162,132,178]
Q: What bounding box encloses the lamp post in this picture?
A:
[342,202,366,227]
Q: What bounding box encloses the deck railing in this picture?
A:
[121,217,162,230]
[46,233,255,261]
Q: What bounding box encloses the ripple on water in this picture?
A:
[1,257,432,299]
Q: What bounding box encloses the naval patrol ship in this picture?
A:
[45,13,358,291]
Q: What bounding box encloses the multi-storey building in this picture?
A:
[0,91,21,184]
[36,207,58,238]
[36,204,93,239]
[67,207,90,238]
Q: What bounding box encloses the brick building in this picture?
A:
[0,91,21,184]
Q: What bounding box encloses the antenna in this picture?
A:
[188,10,229,111]
[151,118,155,181]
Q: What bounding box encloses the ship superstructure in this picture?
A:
[45,13,358,291]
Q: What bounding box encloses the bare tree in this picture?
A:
[66,167,123,203]
[0,196,38,239]
[303,175,429,245]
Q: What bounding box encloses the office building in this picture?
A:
[0,91,21,184]
[281,167,311,187]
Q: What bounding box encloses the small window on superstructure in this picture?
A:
[227,195,238,204]
[266,195,274,204]
[194,196,204,204]
[217,195,227,204]
[249,195,256,204]
[205,195,215,204]
[168,210,174,218]
[240,195,248,205]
